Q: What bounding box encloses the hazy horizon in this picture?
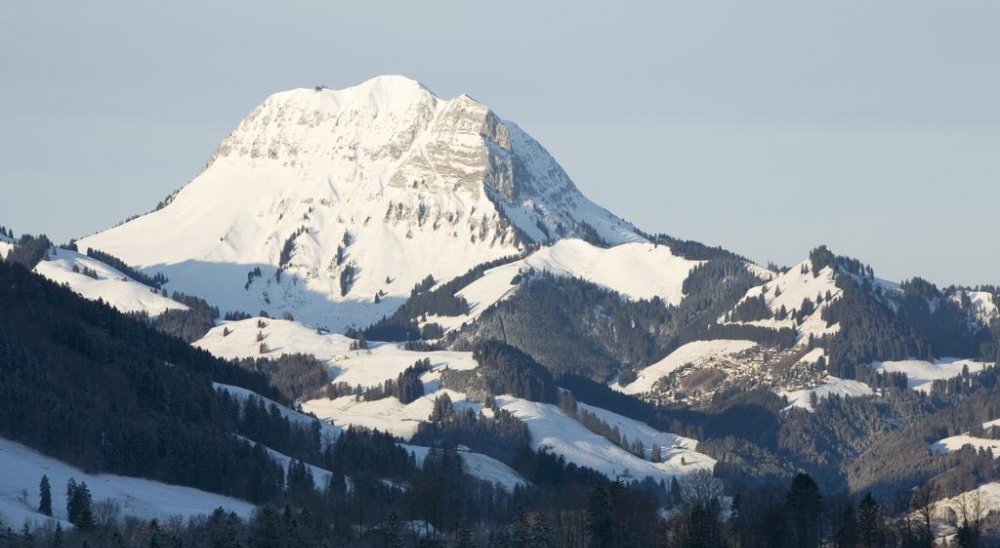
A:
[2,0,997,287]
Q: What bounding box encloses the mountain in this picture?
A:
[79,76,641,331]
[5,75,1000,544]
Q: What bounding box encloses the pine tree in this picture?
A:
[670,476,683,507]
[66,479,94,529]
[65,478,78,523]
[785,473,823,548]
[38,475,52,516]
[383,512,404,548]
[834,501,857,548]
[857,493,881,548]
[586,486,614,547]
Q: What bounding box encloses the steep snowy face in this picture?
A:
[79,76,640,330]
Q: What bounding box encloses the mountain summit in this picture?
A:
[80,76,641,329]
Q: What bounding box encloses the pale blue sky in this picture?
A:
[1,1,997,286]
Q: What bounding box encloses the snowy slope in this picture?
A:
[618,340,758,395]
[0,437,254,528]
[301,389,475,440]
[720,259,842,342]
[576,402,700,459]
[497,396,715,483]
[401,444,525,491]
[871,358,992,393]
[931,434,1000,457]
[79,75,642,331]
[926,483,1000,537]
[425,238,702,332]
[214,382,341,445]
[0,234,12,260]
[779,375,873,411]
[951,290,999,326]
[234,435,334,488]
[197,318,478,389]
[32,247,187,317]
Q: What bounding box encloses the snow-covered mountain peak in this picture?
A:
[80,76,642,330]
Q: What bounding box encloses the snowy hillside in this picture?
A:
[425,238,702,332]
[779,375,873,411]
[617,340,758,396]
[0,234,12,260]
[931,434,1000,458]
[302,389,474,440]
[214,382,341,445]
[924,483,1000,539]
[79,75,641,331]
[34,247,187,317]
[0,437,254,528]
[497,397,715,484]
[871,358,992,393]
[720,259,842,343]
[0,238,187,318]
[401,445,526,492]
[951,290,999,326]
[197,318,478,389]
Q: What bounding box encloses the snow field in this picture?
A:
[0,437,255,529]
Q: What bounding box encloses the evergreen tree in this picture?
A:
[38,475,51,516]
[670,476,683,508]
[586,485,614,547]
[65,479,94,529]
[834,501,857,548]
[857,493,881,548]
[785,473,823,548]
[383,512,404,548]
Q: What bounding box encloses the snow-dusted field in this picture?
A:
[871,358,992,393]
[31,247,187,318]
[0,437,255,529]
[302,389,472,440]
[779,375,873,411]
[497,396,715,484]
[214,383,341,445]
[618,340,757,395]
[720,260,842,342]
[925,483,1000,539]
[426,238,702,332]
[951,290,999,325]
[401,445,525,491]
[931,434,1000,457]
[198,319,478,389]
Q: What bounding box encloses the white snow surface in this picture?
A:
[233,436,334,488]
[401,445,526,491]
[497,396,715,483]
[0,437,254,528]
[779,375,874,411]
[0,237,12,260]
[197,318,477,389]
[26,247,187,318]
[214,382,341,445]
[424,239,701,332]
[931,434,1000,457]
[618,340,758,395]
[871,358,992,393]
[722,260,842,342]
[79,75,641,331]
[301,389,475,440]
[926,482,1000,537]
[951,290,999,325]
